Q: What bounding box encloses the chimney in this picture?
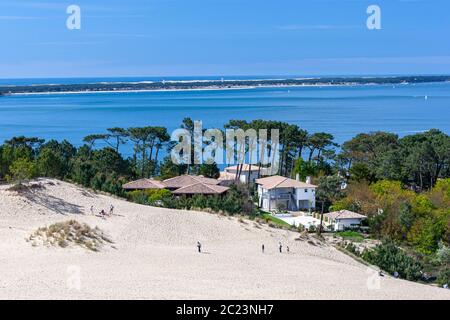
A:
[296,173,300,181]
[306,176,312,184]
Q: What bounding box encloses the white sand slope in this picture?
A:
[0,178,449,300]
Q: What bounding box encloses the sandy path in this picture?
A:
[0,179,449,300]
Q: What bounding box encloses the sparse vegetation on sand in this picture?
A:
[28,220,112,251]
[6,181,45,193]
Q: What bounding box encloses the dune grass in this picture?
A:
[28,220,112,251]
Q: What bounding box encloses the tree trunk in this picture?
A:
[317,149,322,164]
[318,201,325,235]
[141,143,146,178]
[419,171,423,191]
[308,148,315,163]
[298,146,303,159]
[155,146,160,164]
[149,140,155,161]
[115,138,120,153]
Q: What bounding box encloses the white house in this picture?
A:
[219,164,270,184]
[255,175,317,212]
[323,210,366,231]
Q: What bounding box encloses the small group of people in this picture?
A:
[261,242,289,254]
[90,204,114,218]
[196,241,291,254]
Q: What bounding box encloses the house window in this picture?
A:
[304,189,308,193]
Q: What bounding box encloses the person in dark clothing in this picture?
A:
[197,241,202,253]
[262,244,265,253]
[279,242,282,253]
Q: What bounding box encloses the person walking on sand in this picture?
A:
[262,244,265,253]
[90,205,94,215]
[287,246,290,253]
[279,242,282,253]
[197,241,202,253]
[109,204,114,216]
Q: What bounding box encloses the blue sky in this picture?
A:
[0,0,449,78]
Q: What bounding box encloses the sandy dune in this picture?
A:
[0,179,449,300]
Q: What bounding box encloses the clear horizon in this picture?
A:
[1,0,449,78]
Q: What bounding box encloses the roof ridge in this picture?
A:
[177,181,216,190]
[163,174,193,182]
[204,183,219,191]
[175,182,199,190]
[272,176,288,188]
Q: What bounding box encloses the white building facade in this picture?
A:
[219,164,269,184]
[323,210,366,231]
[256,175,317,212]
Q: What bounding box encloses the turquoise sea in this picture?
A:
[0,79,449,157]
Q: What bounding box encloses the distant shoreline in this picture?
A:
[5,85,258,96]
[1,76,449,96]
[5,83,349,96]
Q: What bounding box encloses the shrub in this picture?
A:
[337,230,364,242]
[362,239,422,281]
[407,212,447,254]
[148,189,172,205]
[344,242,360,256]
[28,220,112,251]
[6,158,37,183]
[329,197,361,213]
[126,188,172,205]
[127,190,150,204]
[411,194,435,216]
[437,268,450,287]
[36,148,65,178]
[435,241,450,265]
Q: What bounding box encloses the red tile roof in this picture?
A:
[122,178,165,190]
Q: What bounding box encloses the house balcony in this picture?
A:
[262,193,294,200]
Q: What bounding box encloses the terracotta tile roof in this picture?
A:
[255,175,317,189]
[171,183,229,195]
[225,164,262,172]
[162,175,220,189]
[123,178,165,190]
[323,210,367,220]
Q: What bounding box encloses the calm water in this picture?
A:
[0,81,449,157]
